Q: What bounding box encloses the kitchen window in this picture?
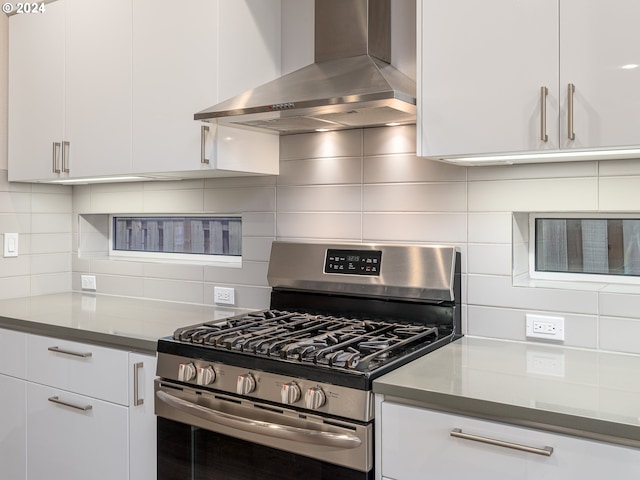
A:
[529,213,640,284]
[109,215,241,264]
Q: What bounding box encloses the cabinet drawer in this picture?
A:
[380,401,640,480]
[26,334,129,405]
[27,382,128,480]
[0,328,26,378]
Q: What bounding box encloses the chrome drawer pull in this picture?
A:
[48,346,93,358]
[201,125,210,164]
[133,362,144,406]
[48,396,93,412]
[540,86,548,142]
[450,428,554,457]
[567,83,576,141]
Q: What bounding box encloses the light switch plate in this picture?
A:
[3,233,18,257]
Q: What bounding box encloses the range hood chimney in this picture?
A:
[194,0,416,135]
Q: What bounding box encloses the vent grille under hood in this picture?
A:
[194,0,416,135]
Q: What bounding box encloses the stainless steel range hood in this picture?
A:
[194,0,416,135]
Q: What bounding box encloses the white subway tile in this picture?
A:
[0,192,30,213]
[204,260,269,287]
[242,212,276,237]
[143,189,204,213]
[203,187,276,213]
[0,255,30,277]
[278,185,361,212]
[363,183,466,212]
[363,125,416,155]
[468,244,511,275]
[362,213,466,243]
[468,178,598,212]
[30,253,71,275]
[204,175,277,188]
[599,176,640,210]
[363,154,466,183]
[0,276,30,299]
[144,179,205,191]
[278,157,362,186]
[143,278,204,304]
[280,130,362,160]
[31,213,72,234]
[31,193,72,213]
[30,233,71,254]
[599,291,640,318]
[467,274,598,315]
[91,258,145,277]
[598,158,640,176]
[467,160,597,181]
[600,316,640,354]
[277,213,361,240]
[0,213,31,233]
[31,273,71,296]
[91,190,144,213]
[468,213,512,243]
[242,237,273,262]
[93,274,144,297]
[142,263,204,282]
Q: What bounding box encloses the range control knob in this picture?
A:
[304,386,326,410]
[196,366,216,386]
[281,382,301,404]
[237,373,256,395]
[178,363,196,382]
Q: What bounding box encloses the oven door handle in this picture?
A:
[156,389,362,449]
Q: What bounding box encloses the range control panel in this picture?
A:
[324,249,382,276]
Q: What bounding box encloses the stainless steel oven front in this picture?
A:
[155,379,374,480]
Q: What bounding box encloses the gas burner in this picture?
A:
[171,310,444,374]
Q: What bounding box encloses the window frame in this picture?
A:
[108,214,242,266]
[528,212,640,285]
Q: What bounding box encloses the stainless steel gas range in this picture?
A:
[155,241,461,480]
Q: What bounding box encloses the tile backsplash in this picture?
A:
[4,125,640,355]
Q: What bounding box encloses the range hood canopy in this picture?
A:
[195,0,416,135]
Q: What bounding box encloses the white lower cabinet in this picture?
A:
[20,334,156,480]
[0,375,26,480]
[378,400,640,480]
[26,383,128,480]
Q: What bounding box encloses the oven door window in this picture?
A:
[158,417,373,480]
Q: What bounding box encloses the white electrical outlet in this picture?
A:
[214,286,235,305]
[81,275,97,291]
[525,314,565,341]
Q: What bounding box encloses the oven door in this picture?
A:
[155,380,373,480]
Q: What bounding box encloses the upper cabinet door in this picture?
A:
[64,0,133,178]
[560,0,640,150]
[8,0,65,182]
[131,0,219,174]
[418,0,560,159]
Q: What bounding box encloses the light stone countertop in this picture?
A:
[0,292,251,354]
[373,336,640,447]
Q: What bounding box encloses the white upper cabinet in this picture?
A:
[560,0,640,150]
[9,0,131,181]
[8,0,65,181]
[418,0,640,164]
[9,0,281,183]
[418,0,559,159]
[64,0,132,178]
[131,0,218,175]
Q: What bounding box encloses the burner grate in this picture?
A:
[172,309,443,373]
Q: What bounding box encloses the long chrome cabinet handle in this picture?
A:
[48,395,93,412]
[567,83,576,141]
[133,362,144,406]
[52,142,61,173]
[450,428,554,457]
[156,389,362,449]
[62,140,70,173]
[540,86,548,142]
[201,125,210,164]
[48,346,93,358]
